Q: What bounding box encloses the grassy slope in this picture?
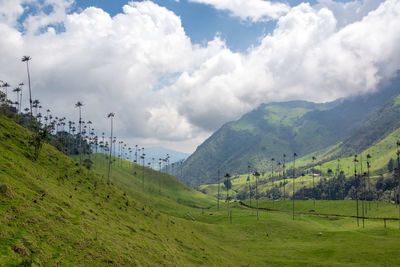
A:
[0,115,236,266]
[89,153,215,218]
[2,115,400,266]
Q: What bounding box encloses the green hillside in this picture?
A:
[2,114,400,266]
[180,76,400,186]
[0,115,228,266]
[199,121,400,201]
[89,153,215,218]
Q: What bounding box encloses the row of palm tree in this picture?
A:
[1,56,176,189]
[225,144,400,227]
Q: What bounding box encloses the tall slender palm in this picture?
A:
[141,153,146,192]
[224,173,231,216]
[87,120,93,157]
[2,82,10,102]
[107,112,115,184]
[75,101,84,163]
[22,56,33,117]
[254,171,260,220]
[217,169,221,210]
[247,165,252,207]
[12,87,21,112]
[360,153,365,227]
[366,154,371,211]
[18,83,24,112]
[283,154,286,200]
[292,152,297,220]
[32,99,40,116]
[277,162,282,198]
[337,159,343,199]
[353,155,359,227]
[312,156,316,208]
[271,158,275,178]
[396,141,400,229]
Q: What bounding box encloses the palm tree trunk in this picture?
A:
[354,159,359,227]
[217,170,220,210]
[26,61,33,118]
[142,156,145,192]
[19,90,22,114]
[313,173,315,209]
[15,91,19,112]
[293,156,296,221]
[107,116,113,184]
[79,107,82,164]
[256,175,259,220]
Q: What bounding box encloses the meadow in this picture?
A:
[1,114,400,266]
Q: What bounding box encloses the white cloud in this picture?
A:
[0,0,400,153]
[0,0,25,27]
[315,0,384,28]
[188,0,290,21]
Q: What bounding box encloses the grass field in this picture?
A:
[2,114,400,266]
[243,199,400,220]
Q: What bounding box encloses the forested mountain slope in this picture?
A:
[180,75,400,186]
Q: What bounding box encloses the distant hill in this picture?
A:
[144,146,189,165]
[180,74,400,186]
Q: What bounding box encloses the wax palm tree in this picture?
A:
[217,169,221,210]
[75,101,83,163]
[283,154,286,200]
[353,155,359,227]
[247,165,252,207]
[224,173,232,216]
[21,56,33,117]
[32,99,40,116]
[367,154,372,210]
[107,112,115,184]
[271,158,275,178]
[36,113,42,124]
[277,162,282,197]
[292,152,297,220]
[2,82,10,102]
[141,153,146,192]
[93,136,98,157]
[396,141,400,229]
[312,156,316,208]
[87,120,93,159]
[366,154,371,209]
[12,87,21,112]
[254,171,260,220]
[18,83,24,112]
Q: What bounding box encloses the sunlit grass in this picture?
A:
[2,114,400,266]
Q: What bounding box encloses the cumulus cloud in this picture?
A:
[188,0,290,21]
[0,0,399,152]
[315,0,384,28]
[157,0,400,138]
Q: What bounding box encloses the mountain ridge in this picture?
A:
[180,74,400,186]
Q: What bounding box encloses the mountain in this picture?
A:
[325,94,400,159]
[180,74,400,186]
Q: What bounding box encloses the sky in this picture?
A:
[0,0,399,153]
